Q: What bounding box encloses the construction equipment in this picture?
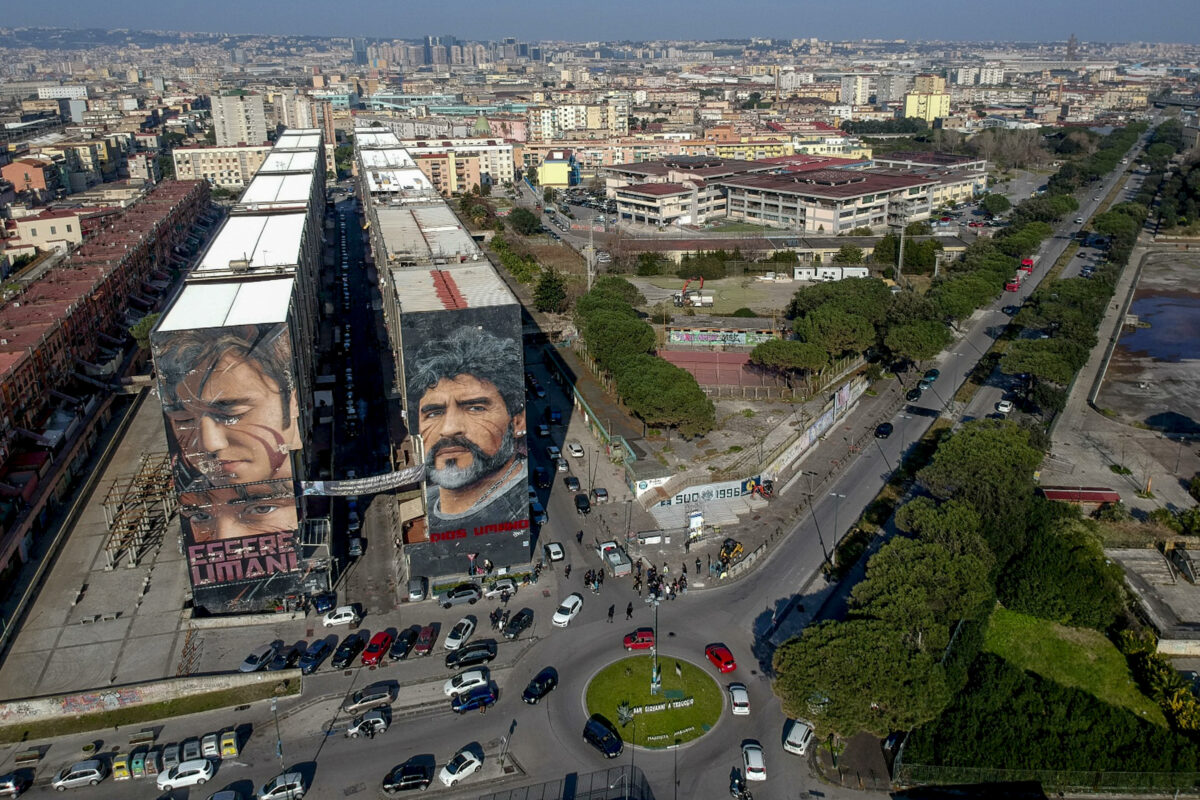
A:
[672,276,708,307]
[719,538,745,565]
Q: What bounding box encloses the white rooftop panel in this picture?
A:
[240,172,314,205]
[196,214,307,272]
[360,148,416,169]
[158,278,294,331]
[365,167,434,194]
[276,133,322,150]
[391,265,515,313]
[354,129,400,147]
[259,150,319,173]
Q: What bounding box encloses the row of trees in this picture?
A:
[574,277,715,437]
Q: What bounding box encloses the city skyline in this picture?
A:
[6,0,1200,45]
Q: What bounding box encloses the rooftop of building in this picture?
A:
[719,168,936,198]
[360,147,417,170]
[274,129,323,151]
[374,203,480,263]
[193,213,308,276]
[238,171,316,207]
[614,182,697,197]
[389,265,515,314]
[156,277,295,332]
[875,151,983,166]
[608,155,770,179]
[258,150,319,173]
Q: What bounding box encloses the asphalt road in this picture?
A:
[12,144,1155,800]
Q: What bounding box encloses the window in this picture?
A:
[29,228,36,237]
[66,225,72,233]
[50,226,56,235]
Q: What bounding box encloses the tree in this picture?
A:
[526,166,538,185]
[635,252,664,276]
[157,154,175,179]
[851,538,993,653]
[832,244,864,264]
[507,207,542,236]
[543,187,554,205]
[884,320,951,365]
[592,276,644,306]
[478,182,491,197]
[533,270,568,313]
[980,193,1012,216]
[773,619,951,739]
[794,307,874,357]
[129,313,161,351]
[895,497,992,562]
[749,339,828,389]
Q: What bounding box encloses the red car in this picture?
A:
[362,631,394,666]
[413,624,437,656]
[705,643,737,673]
[623,628,656,650]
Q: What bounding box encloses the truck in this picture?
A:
[673,276,708,307]
[595,541,632,577]
[1018,257,1035,275]
[1004,274,1022,292]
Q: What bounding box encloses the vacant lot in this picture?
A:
[983,607,1163,725]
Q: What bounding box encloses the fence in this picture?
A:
[894,762,1200,793]
[478,765,655,800]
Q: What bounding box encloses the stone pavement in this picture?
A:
[1046,242,1200,516]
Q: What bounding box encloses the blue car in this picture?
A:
[312,592,336,614]
[298,640,332,675]
[450,685,497,714]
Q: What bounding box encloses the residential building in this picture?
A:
[0,158,66,204]
[904,90,951,123]
[413,152,482,195]
[605,156,775,226]
[840,75,872,106]
[36,85,88,100]
[538,149,578,187]
[210,92,269,147]
[173,144,273,190]
[2,207,119,255]
[399,138,516,186]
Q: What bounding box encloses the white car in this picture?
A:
[742,740,766,781]
[484,578,518,599]
[996,399,1014,414]
[552,593,584,627]
[728,682,750,716]
[443,668,490,697]
[439,747,483,787]
[566,441,584,458]
[323,605,360,627]
[444,616,476,650]
[156,758,214,791]
[783,718,815,756]
[543,542,565,562]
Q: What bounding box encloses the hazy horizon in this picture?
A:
[6,0,1200,45]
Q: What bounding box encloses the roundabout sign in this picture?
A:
[584,655,723,748]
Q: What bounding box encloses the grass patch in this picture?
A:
[984,608,1165,725]
[705,222,773,233]
[0,680,299,744]
[585,656,722,748]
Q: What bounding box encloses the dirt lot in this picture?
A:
[630,275,799,315]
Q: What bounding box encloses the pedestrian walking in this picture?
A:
[682,562,687,575]
[565,564,572,579]
[662,561,669,574]
[608,605,615,622]
[695,557,702,574]
[577,530,584,544]
[626,602,634,620]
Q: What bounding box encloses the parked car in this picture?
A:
[323,605,361,627]
[381,759,433,794]
[996,399,1014,414]
[582,714,623,758]
[341,682,396,716]
[591,487,610,504]
[389,627,419,660]
[728,683,751,715]
[920,368,940,387]
[413,625,437,656]
[267,644,301,671]
[545,445,561,460]
[705,643,737,673]
[345,708,390,738]
[555,457,570,473]
[443,668,490,697]
[874,422,894,439]
[239,642,280,673]
[407,576,428,602]
[783,718,815,756]
[362,631,394,666]
[156,759,214,791]
[256,771,306,799]
[484,578,518,599]
[311,592,336,614]
[0,773,30,797]
[521,666,559,704]
[905,387,924,402]
[553,593,584,627]
[543,542,564,562]
[503,608,534,640]
[534,467,552,489]
[564,475,581,492]
[566,441,584,458]
[450,684,498,714]
[298,640,332,675]
[445,640,497,670]
[742,740,767,781]
[439,747,482,787]
[331,632,366,669]
[574,494,591,515]
[437,583,482,609]
[444,617,476,651]
[531,501,548,526]
[623,627,656,650]
[51,760,107,791]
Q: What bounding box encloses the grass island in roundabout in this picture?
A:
[585,655,724,748]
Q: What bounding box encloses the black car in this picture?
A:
[503,608,534,640]
[1002,305,1020,316]
[298,640,332,675]
[874,422,894,439]
[445,640,497,670]
[582,713,623,758]
[534,467,552,489]
[267,644,302,670]
[522,667,559,704]
[905,387,924,402]
[382,760,433,794]
[389,627,418,660]
[332,632,366,669]
[574,493,591,516]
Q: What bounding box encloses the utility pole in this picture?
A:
[587,218,595,291]
[895,201,909,287]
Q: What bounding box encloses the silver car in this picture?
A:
[51,760,107,791]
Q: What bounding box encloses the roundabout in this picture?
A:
[584,655,724,748]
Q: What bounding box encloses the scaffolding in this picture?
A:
[101,452,176,570]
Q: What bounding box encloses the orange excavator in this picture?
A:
[672,276,705,307]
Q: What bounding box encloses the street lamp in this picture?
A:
[650,597,662,696]
[609,769,629,800]
[271,697,284,770]
[830,492,846,538]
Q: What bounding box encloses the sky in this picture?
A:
[9,0,1200,44]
